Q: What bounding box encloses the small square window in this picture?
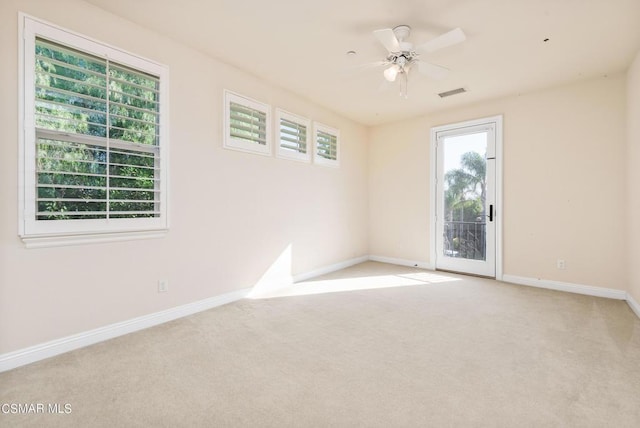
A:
[313,122,340,167]
[224,90,271,156]
[275,109,310,163]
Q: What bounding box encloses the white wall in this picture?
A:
[369,75,628,291]
[628,50,640,303]
[0,0,369,354]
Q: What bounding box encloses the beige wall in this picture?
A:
[628,51,640,302]
[369,75,628,290]
[0,0,369,354]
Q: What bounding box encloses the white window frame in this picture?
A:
[275,108,311,163]
[18,14,170,247]
[223,90,271,156]
[313,122,340,167]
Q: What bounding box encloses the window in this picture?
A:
[313,122,340,167]
[275,109,310,162]
[19,15,169,245]
[223,90,271,155]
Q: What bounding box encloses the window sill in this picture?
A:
[223,142,272,157]
[314,159,340,168]
[21,229,168,249]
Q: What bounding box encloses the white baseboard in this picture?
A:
[0,288,249,373]
[293,255,369,283]
[368,255,433,270]
[626,293,640,319]
[502,274,627,300]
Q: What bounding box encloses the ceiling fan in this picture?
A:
[371,25,466,97]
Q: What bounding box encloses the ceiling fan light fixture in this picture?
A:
[384,65,399,82]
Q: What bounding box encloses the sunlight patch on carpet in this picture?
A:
[251,271,460,298]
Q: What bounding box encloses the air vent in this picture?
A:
[438,87,467,98]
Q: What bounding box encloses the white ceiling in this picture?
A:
[85,0,640,126]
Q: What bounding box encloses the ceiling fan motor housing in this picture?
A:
[392,25,411,42]
[388,25,417,70]
[387,51,418,71]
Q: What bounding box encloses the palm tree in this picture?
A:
[461,151,486,208]
[444,151,486,221]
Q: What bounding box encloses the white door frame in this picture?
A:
[429,115,503,280]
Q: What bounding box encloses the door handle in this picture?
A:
[488,205,494,222]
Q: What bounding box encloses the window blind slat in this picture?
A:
[280,143,305,152]
[37,183,106,191]
[35,54,106,81]
[230,121,267,135]
[108,112,159,128]
[230,133,267,145]
[38,170,107,179]
[35,109,105,134]
[229,113,267,127]
[110,63,160,84]
[281,135,307,145]
[108,76,159,94]
[280,127,306,138]
[109,101,162,117]
[38,198,108,203]
[36,85,108,107]
[230,102,266,117]
[37,211,107,217]
[36,39,106,68]
[108,89,159,108]
[36,99,107,120]
[35,69,107,93]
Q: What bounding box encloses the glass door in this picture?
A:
[435,122,496,277]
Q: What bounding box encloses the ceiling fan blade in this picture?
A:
[343,60,389,78]
[373,28,400,52]
[349,60,388,72]
[417,27,466,53]
[418,61,450,80]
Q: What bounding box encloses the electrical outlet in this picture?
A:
[158,279,169,293]
[557,259,566,270]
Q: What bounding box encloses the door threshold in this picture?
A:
[435,268,495,280]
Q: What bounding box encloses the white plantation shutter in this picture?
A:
[224,91,271,155]
[35,133,160,220]
[316,131,337,160]
[276,109,310,162]
[314,123,340,167]
[21,16,169,240]
[229,102,267,146]
[280,119,306,151]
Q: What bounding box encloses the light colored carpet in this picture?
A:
[1,261,640,427]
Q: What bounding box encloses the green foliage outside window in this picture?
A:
[34,39,160,220]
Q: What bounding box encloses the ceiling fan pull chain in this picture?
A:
[400,71,408,99]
